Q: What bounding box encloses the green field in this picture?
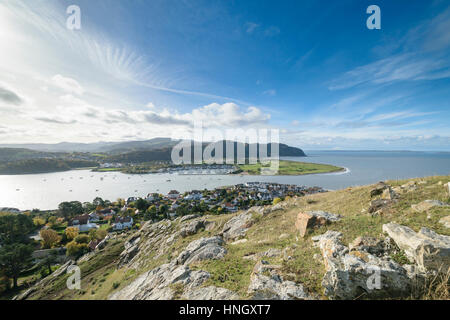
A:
[237,160,344,175]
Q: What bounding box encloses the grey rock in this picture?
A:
[383,223,450,272]
[176,236,227,265]
[222,212,253,242]
[370,182,389,197]
[179,219,205,238]
[109,262,210,300]
[411,200,449,213]
[183,286,240,300]
[439,216,450,228]
[247,261,311,300]
[314,230,415,300]
[180,214,200,223]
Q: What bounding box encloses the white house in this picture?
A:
[184,192,202,201]
[167,190,180,199]
[69,214,98,232]
[113,217,133,231]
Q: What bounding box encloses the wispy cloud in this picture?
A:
[329,6,450,91]
[0,86,22,105]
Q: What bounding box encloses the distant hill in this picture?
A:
[0,158,98,175]
[106,141,306,163]
[0,138,175,153]
[0,138,307,156]
[0,148,65,162]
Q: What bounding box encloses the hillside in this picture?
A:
[0,159,99,175]
[0,138,307,157]
[106,141,306,163]
[15,175,450,300]
[0,148,64,162]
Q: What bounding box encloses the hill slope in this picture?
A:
[16,175,450,300]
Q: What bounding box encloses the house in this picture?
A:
[127,197,138,204]
[170,201,180,211]
[89,212,100,222]
[167,190,180,199]
[99,208,116,215]
[112,217,133,231]
[222,202,238,212]
[69,214,98,232]
[146,193,159,202]
[184,192,202,201]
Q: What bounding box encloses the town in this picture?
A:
[0,182,326,295]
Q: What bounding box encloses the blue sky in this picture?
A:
[0,0,449,150]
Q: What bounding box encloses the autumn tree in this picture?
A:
[65,227,79,241]
[33,217,46,227]
[40,229,61,249]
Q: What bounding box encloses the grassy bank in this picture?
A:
[237,160,344,175]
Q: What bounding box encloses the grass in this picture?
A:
[237,160,344,176]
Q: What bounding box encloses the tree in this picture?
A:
[0,243,33,288]
[33,217,46,227]
[0,214,34,245]
[135,198,149,211]
[273,197,282,205]
[0,270,9,294]
[65,227,79,241]
[40,229,60,249]
[82,202,95,213]
[58,201,83,220]
[66,241,88,258]
[74,234,89,244]
[92,197,105,208]
[40,251,57,275]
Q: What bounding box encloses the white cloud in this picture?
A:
[51,75,84,95]
[263,89,276,96]
[245,22,260,34]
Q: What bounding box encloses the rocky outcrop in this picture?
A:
[183,286,239,300]
[179,214,200,223]
[295,211,341,237]
[439,216,450,228]
[368,199,393,216]
[221,211,253,242]
[247,261,311,300]
[109,262,211,300]
[14,260,76,300]
[118,235,141,268]
[370,182,389,197]
[312,231,418,300]
[179,219,205,238]
[117,220,175,269]
[110,236,230,300]
[411,200,449,213]
[382,223,450,272]
[349,236,390,256]
[176,236,227,265]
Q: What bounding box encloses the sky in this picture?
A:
[0,0,449,150]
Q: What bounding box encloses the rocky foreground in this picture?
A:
[16,176,450,300]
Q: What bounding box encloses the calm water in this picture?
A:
[1,151,449,210]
